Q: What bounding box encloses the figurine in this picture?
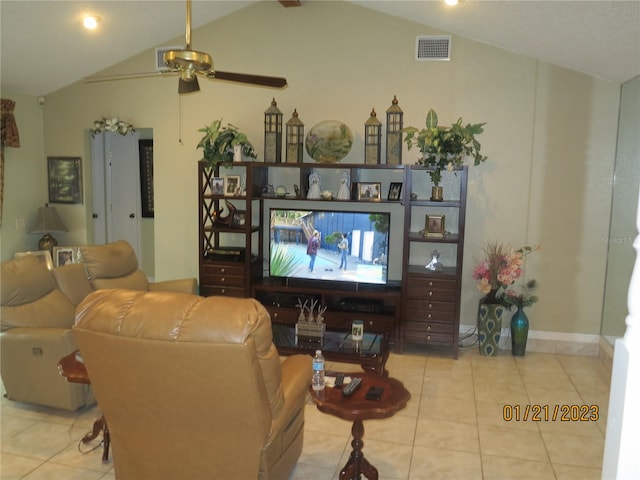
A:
[336,171,351,200]
[307,169,322,199]
[426,250,443,272]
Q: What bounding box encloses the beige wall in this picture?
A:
[2,1,621,335]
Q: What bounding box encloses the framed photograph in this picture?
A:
[224,175,241,197]
[48,156,83,204]
[210,177,224,195]
[231,210,246,227]
[388,182,403,201]
[356,182,381,201]
[425,214,446,238]
[14,250,53,270]
[139,139,154,218]
[52,246,79,267]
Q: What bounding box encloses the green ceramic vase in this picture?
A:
[510,307,529,356]
[477,289,504,356]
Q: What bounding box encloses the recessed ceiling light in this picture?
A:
[83,15,100,30]
[445,0,458,5]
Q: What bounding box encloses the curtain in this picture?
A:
[1,98,21,226]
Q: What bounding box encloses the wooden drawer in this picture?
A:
[404,321,455,347]
[200,285,245,298]
[202,263,245,276]
[201,272,245,287]
[402,299,456,323]
[405,277,457,300]
[265,307,298,325]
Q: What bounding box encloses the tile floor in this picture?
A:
[1,346,612,480]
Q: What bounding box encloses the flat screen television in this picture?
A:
[269,208,390,287]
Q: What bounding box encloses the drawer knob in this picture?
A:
[221,268,225,273]
[429,281,433,287]
[428,303,433,309]
[221,288,226,294]
[429,291,433,296]
[368,321,374,327]
[273,312,279,318]
[427,335,431,341]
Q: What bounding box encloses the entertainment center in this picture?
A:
[198,161,468,356]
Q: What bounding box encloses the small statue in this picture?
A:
[426,250,443,272]
[336,171,351,200]
[307,169,322,199]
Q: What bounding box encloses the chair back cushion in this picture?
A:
[1,256,75,329]
[80,241,149,291]
[73,289,285,479]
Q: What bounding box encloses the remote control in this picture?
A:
[342,377,362,397]
[334,373,345,387]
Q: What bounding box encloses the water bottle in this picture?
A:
[312,350,325,391]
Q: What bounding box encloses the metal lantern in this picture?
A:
[385,95,403,165]
[264,98,283,163]
[285,109,304,164]
[364,108,382,165]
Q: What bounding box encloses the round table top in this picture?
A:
[310,372,410,422]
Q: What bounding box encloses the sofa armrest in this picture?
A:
[269,354,311,435]
[149,278,198,294]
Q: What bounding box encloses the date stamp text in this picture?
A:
[503,404,599,422]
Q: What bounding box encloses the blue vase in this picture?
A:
[477,289,504,356]
[510,307,529,356]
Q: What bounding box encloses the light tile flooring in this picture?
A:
[1,346,611,480]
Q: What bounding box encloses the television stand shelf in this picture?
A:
[252,278,401,347]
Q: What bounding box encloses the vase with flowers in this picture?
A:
[503,279,539,356]
[472,242,538,355]
[403,109,486,201]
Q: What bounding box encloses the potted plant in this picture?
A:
[197,119,257,168]
[402,109,487,201]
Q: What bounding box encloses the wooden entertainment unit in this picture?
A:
[198,161,468,356]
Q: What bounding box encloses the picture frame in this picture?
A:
[388,182,403,201]
[425,214,446,238]
[231,210,246,227]
[52,246,80,267]
[224,175,241,197]
[139,139,154,218]
[356,182,381,201]
[210,177,224,195]
[14,250,54,270]
[48,156,83,204]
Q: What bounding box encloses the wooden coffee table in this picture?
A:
[310,372,410,480]
[58,350,110,464]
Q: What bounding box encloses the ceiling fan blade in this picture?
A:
[84,70,177,83]
[178,76,200,94]
[208,70,287,88]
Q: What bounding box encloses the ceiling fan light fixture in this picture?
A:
[164,50,212,72]
[83,15,100,30]
[178,76,200,94]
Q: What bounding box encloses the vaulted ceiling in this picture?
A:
[1,0,638,97]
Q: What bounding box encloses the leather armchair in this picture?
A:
[79,240,197,294]
[1,256,92,410]
[73,289,312,480]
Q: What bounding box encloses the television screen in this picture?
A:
[269,208,390,286]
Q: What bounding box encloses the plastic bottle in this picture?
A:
[311,350,325,391]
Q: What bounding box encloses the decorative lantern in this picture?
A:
[385,95,403,165]
[285,109,304,164]
[364,108,382,165]
[264,98,283,163]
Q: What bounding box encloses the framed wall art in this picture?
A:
[15,250,53,270]
[356,182,381,201]
[210,177,224,195]
[139,139,154,218]
[52,246,80,267]
[48,157,83,204]
[388,182,402,201]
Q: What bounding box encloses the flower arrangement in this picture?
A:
[197,119,256,168]
[403,109,487,186]
[472,242,539,295]
[503,279,540,309]
[91,117,135,137]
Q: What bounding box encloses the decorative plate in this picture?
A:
[305,120,353,163]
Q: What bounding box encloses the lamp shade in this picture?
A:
[30,204,68,233]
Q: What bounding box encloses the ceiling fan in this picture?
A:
[85,0,287,93]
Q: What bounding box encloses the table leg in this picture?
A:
[339,420,378,480]
[82,415,110,464]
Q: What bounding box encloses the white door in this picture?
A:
[91,132,142,260]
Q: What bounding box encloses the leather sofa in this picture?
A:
[1,240,197,410]
[74,289,312,480]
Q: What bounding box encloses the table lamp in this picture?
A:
[30,204,68,254]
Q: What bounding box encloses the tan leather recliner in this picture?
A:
[79,240,197,294]
[1,256,92,410]
[73,289,312,480]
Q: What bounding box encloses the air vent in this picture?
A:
[415,35,451,61]
[155,46,182,71]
